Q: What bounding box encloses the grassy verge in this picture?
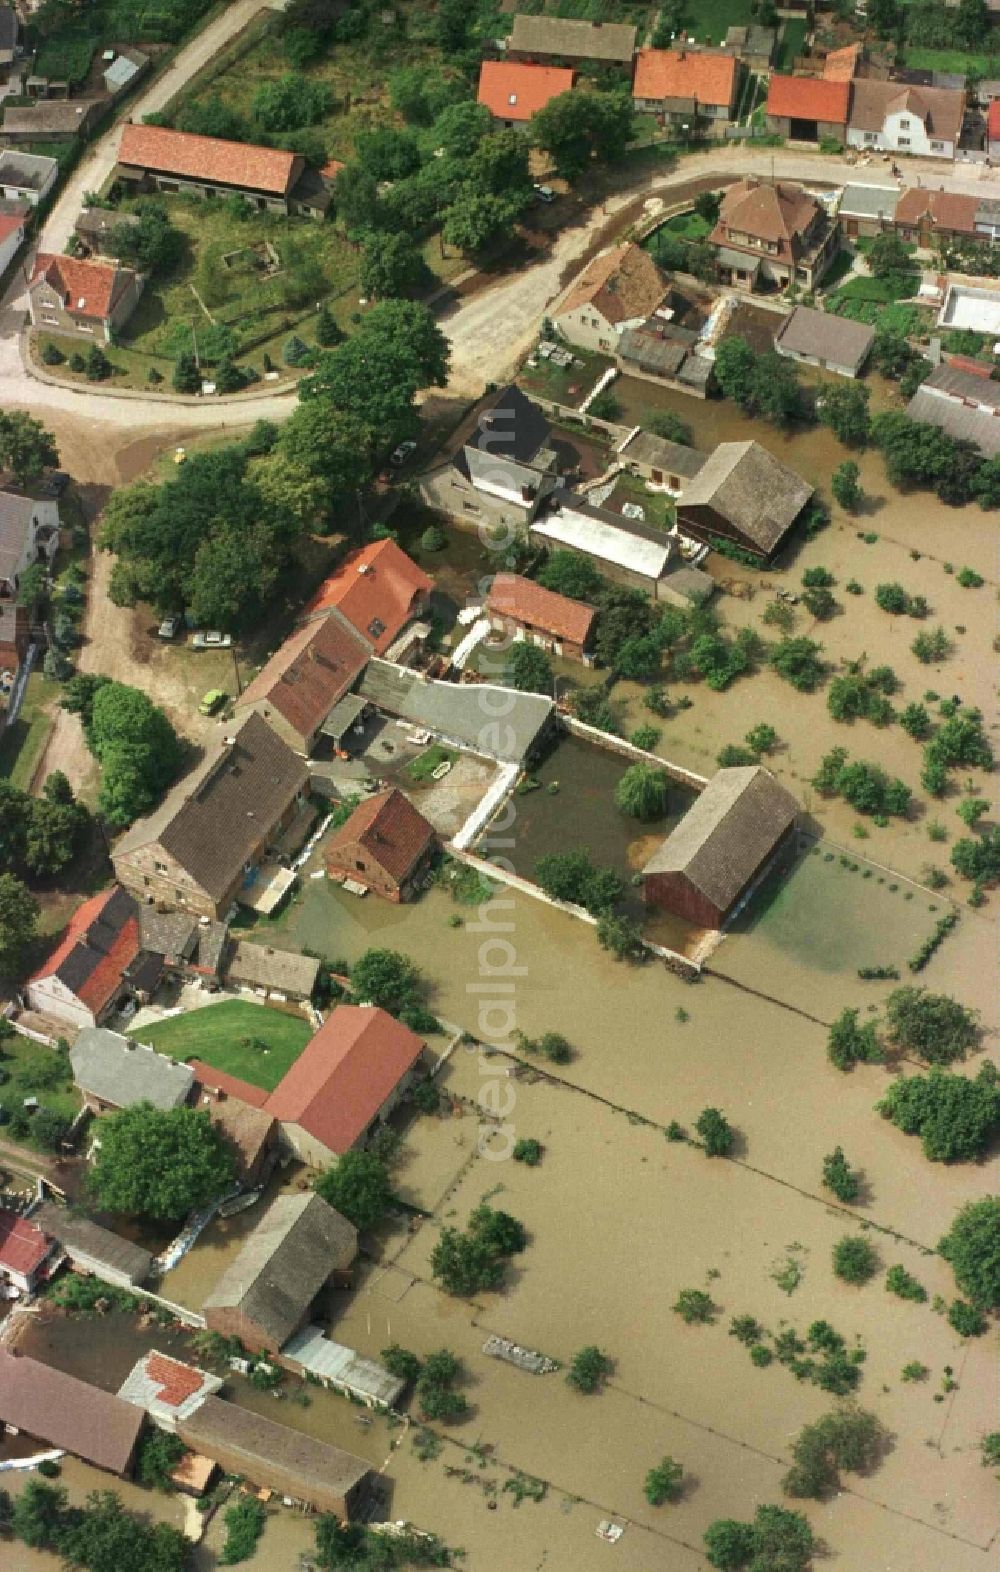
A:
[131,999,312,1091]
[0,670,60,792]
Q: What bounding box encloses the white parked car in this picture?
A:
[533,184,555,204]
[390,440,417,467]
[191,631,233,650]
[158,615,182,640]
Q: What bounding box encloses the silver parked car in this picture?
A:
[191,631,233,650]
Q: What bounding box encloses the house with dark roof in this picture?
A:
[507,14,636,69]
[70,1027,195,1114]
[301,539,432,660]
[477,60,574,127]
[0,486,60,598]
[906,361,1000,455]
[0,1209,58,1294]
[723,24,776,70]
[28,251,143,342]
[847,80,965,160]
[764,75,850,143]
[0,1350,145,1475]
[710,178,840,291]
[235,608,371,754]
[485,571,596,662]
[226,938,320,999]
[31,1201,153,1289]
[616,321,714,398]
[892,187,978,244]
[116,123,328,217]
[265,1004,425,1169]
[642,766,799,928]
[0,149,58,205]
[632,49,741,130]
[2,100,102,142]
[676,440,813,559]
[112,713,311,920]
[618,430,706,494]
[178,1395,372,1516]
[553,241,669,355]
[325,787,437,902]
[203,1192,357,1353]
[0,6,19,67]
[460,383,561,519]
[118,1350,222,1430]
[26,886,143,1030]
[774,305,875,378]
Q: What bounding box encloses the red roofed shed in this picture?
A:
[765,75,849,140]
[325,787,437,902]
[0,1210,57,1293]
[265,1005,425,1167]
[486,571,595,661]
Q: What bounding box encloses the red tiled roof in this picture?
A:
[990,99,1000,140]
[30,886,141,1016]
[0,1210,53,1278]
[894,187,978,235]
[145,1352,205,1408]
[0,211,24,245]
[30,252,132,322]
[486,572,596,645]
[189,1061,269,1108]
[236,611,371,741]
[558,240,668,325]
[320,158,345,180]
[822,43,860,82]
[265,1005,424,1157]
[76,914,140,1012]
[302,539,432,655]
[766,74,849,125]
[31,888,113,982]
[477,60,574,121]
[326,787,436,885]
[118,122,298,197]
[633,48,737,108]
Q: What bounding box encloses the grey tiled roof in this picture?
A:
[360,659,553,763]
[70,1027,194,1111]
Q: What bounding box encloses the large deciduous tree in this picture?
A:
[89,1103,236,1221]
[0,411,58,486]
[531,89,633,179]
[315,1150,392,1231]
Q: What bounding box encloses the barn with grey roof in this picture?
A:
[642,766,799,928]
[676,440,813,559]
[203,1191,357,1354]
[70,1026,195,1113]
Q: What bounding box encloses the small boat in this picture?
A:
[431,760,452,780]
[218,1189,262,1219]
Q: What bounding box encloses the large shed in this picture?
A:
[0,1351,144,1475]
[642,766,799,928]
[774,305,875,379]
[675,440,812,560]
[32,1201,153,1289]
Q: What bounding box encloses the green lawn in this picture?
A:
[903,46,994,73]
[775,18,809,71]
[0,1035,81,1130]
[0,670,60,792]
[132,1001,313,1091]
[682,0,755,45]
[407,743,456,784]
[665,212,712,240]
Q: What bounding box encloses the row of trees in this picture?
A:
[2,1480,190,1571]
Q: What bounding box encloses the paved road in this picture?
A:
[40,0,287,254]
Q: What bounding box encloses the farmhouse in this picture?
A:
[301,538,432,659]
[325,787,437,902]
[112,713,311,920]
[70,1027,195,1114]
[709,178,840,291]
[459,383,561,520]
[554,241,669,355]
[26,885,142,1030]
[178,1396,372,1517]
[774,305,875,378]
[0,149,58,205]
[837,181,899,238]
[0,1209,58,1294]
[29,251,143,342]
[632,49,741,129]
[0,487,60,598]
[118,1350,222,1430]
[847,80,964,160]
[906,361,1000,456]
[235,609,371,754]
[477,60,574,127]
[485,570,596,661]
[116,123,327,216]
[675,440,813,559]
[618,429,706,494]
[764,75,850,144]
[359,656,556,763]
[0,1351,145,1476]
[31,1201,153,1289]
[642,766,799,928]
[203,1192,357,1354]
[507,14,637,70]
[265,1004,425,1168]
[892,187,978,244]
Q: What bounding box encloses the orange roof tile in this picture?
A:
[477,60,574,121]
[486,572,595,645]
[145,1353,205,1408]
[188,1061,270,1108]
[326,787,436,886]
[76,914,140,1013]
[0,1210,53,1279]
[559,240,668,325]
[30,252,133,322]
[894,187,978,235]
[822,43,860,82]
[302,539,432,655]
[236,611,371,741]
[633,48,737,108]
[265,1005,424,1156]
[118,123,298,197]
[766,74,849,125]
[30,886,141,1017]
